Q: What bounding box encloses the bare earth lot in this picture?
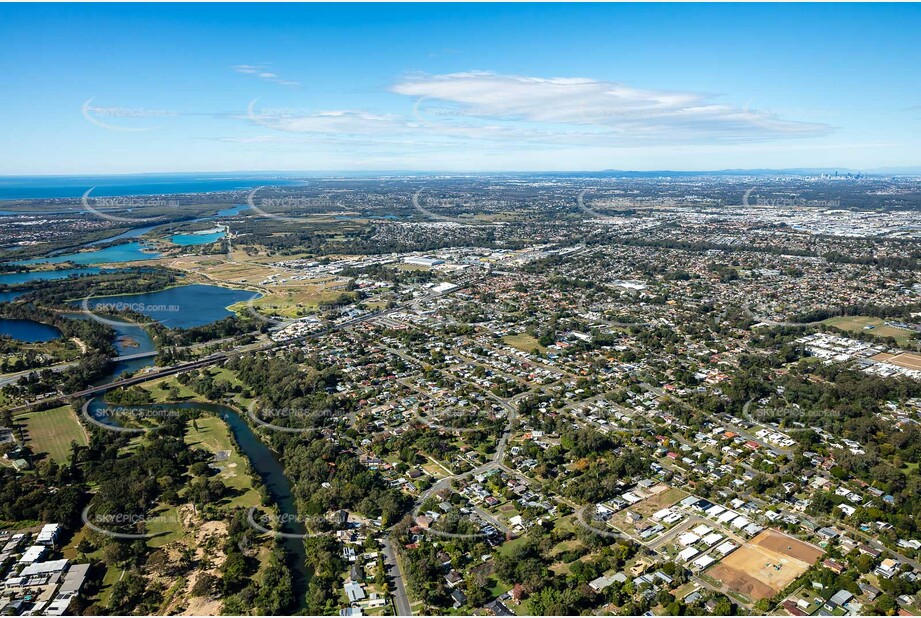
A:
[873,351,921,371]
[706,530,823,601]
[751,529,824,563]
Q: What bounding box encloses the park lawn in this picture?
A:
[208,366,245,388]
[488,577,512,601]
[146,504,185,548]
[502,333,546,354]
[137,368,246,404]
[252,546,275,586]
[823,315,915,346]
[550,560,573,576]
[184,416,262,509]
[244,286,356,318]
[16,405,87,463]
[497,535,529,558]
[549,538,582,558]
[97,565,125,608]
[138,376,203,402]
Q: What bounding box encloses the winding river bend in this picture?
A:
[86,397,309,603]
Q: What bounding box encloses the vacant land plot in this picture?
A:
[503,333,545,354]
[876,351,921,371]
[247,285,356,317]
[167,254,278,285]
[707,530,821,601]
[635,485,687,512]
[824,316,915,345]
[751,529,824,564]
[17,406,88,463]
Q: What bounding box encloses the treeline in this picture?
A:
[151,314,266,349]
[227,351,413,521]
[0,303,115,354]
[823,250,919,271]
[72,408,298,614]
[13,267,179,305]
[0,305,116,396]
[791,301,921,324]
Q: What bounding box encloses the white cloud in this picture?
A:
[233,64,300,88]
[392,71,832,143]
[233,71,835,162]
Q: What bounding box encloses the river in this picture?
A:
[85,396,309,603]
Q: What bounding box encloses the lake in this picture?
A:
[63,312,158,383]
[215,204,250,217]
[0,267,108,286]
[0,290,26,303]
[86,224,159,246]
[82,284,256,329]
[170,227,226,246]
[0,318,62,342]
[15,241,161,266]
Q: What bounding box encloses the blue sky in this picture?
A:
[2,3,920,174]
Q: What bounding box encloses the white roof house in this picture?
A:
[677,547,699,562]
[692,555,716,571]
[19,559,69,577]
[730,516,751,530]
[36,523,61,545]
[678,532,701,546]
[19,545,47,565]
[717,510,738,524]
[714,541,738,556]
[701,532,724,547]
[692,524,713,536]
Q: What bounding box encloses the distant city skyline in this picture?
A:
[2,3,920,174]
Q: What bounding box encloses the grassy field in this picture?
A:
[136,375,203,402]
[16,405,88,463]
[146,504,185,548]
[823,316,915,346]
[244,286,356,318]
[184,415,262,509]
[502,333,546,354]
